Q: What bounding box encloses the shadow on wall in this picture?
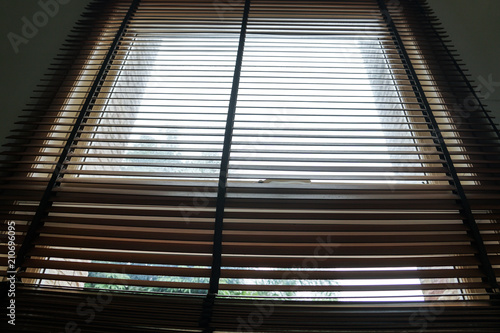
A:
[0,0,91,147]
[426,0,500,119]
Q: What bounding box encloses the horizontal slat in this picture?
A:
[34,236,214,253]
[24,258,486,280]
[38,225,472,243]
[38,215,469,232]
[26,248,482,270]
[216,281,491,292]
[19,271,490,293]
[29,248,213,267]
[32,236,476,256]
[19,272,209,290]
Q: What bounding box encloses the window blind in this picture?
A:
[1,0,499,332]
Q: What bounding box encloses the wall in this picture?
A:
[427,0,500,123]
[0,0,92,147]
[0,0,499,146]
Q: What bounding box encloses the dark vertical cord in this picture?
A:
[377,0,499,294]
[14,0,141,273]
[200,0,251,331]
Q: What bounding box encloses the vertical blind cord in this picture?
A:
[13,0,142,274]
[377,0,500,293]
[200,0,252,331]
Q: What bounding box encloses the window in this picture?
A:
[2,0,499,332]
